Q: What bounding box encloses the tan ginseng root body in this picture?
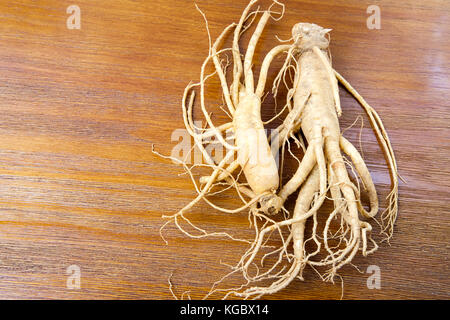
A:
[226,23,399,299]
[234,93,279,196]
[157,1,289,247]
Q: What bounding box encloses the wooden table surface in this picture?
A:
[0,0,449,300]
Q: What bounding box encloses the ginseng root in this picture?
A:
[223,22,399,299]
[157,1,288,244]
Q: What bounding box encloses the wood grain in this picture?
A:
[0,0,449,299]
